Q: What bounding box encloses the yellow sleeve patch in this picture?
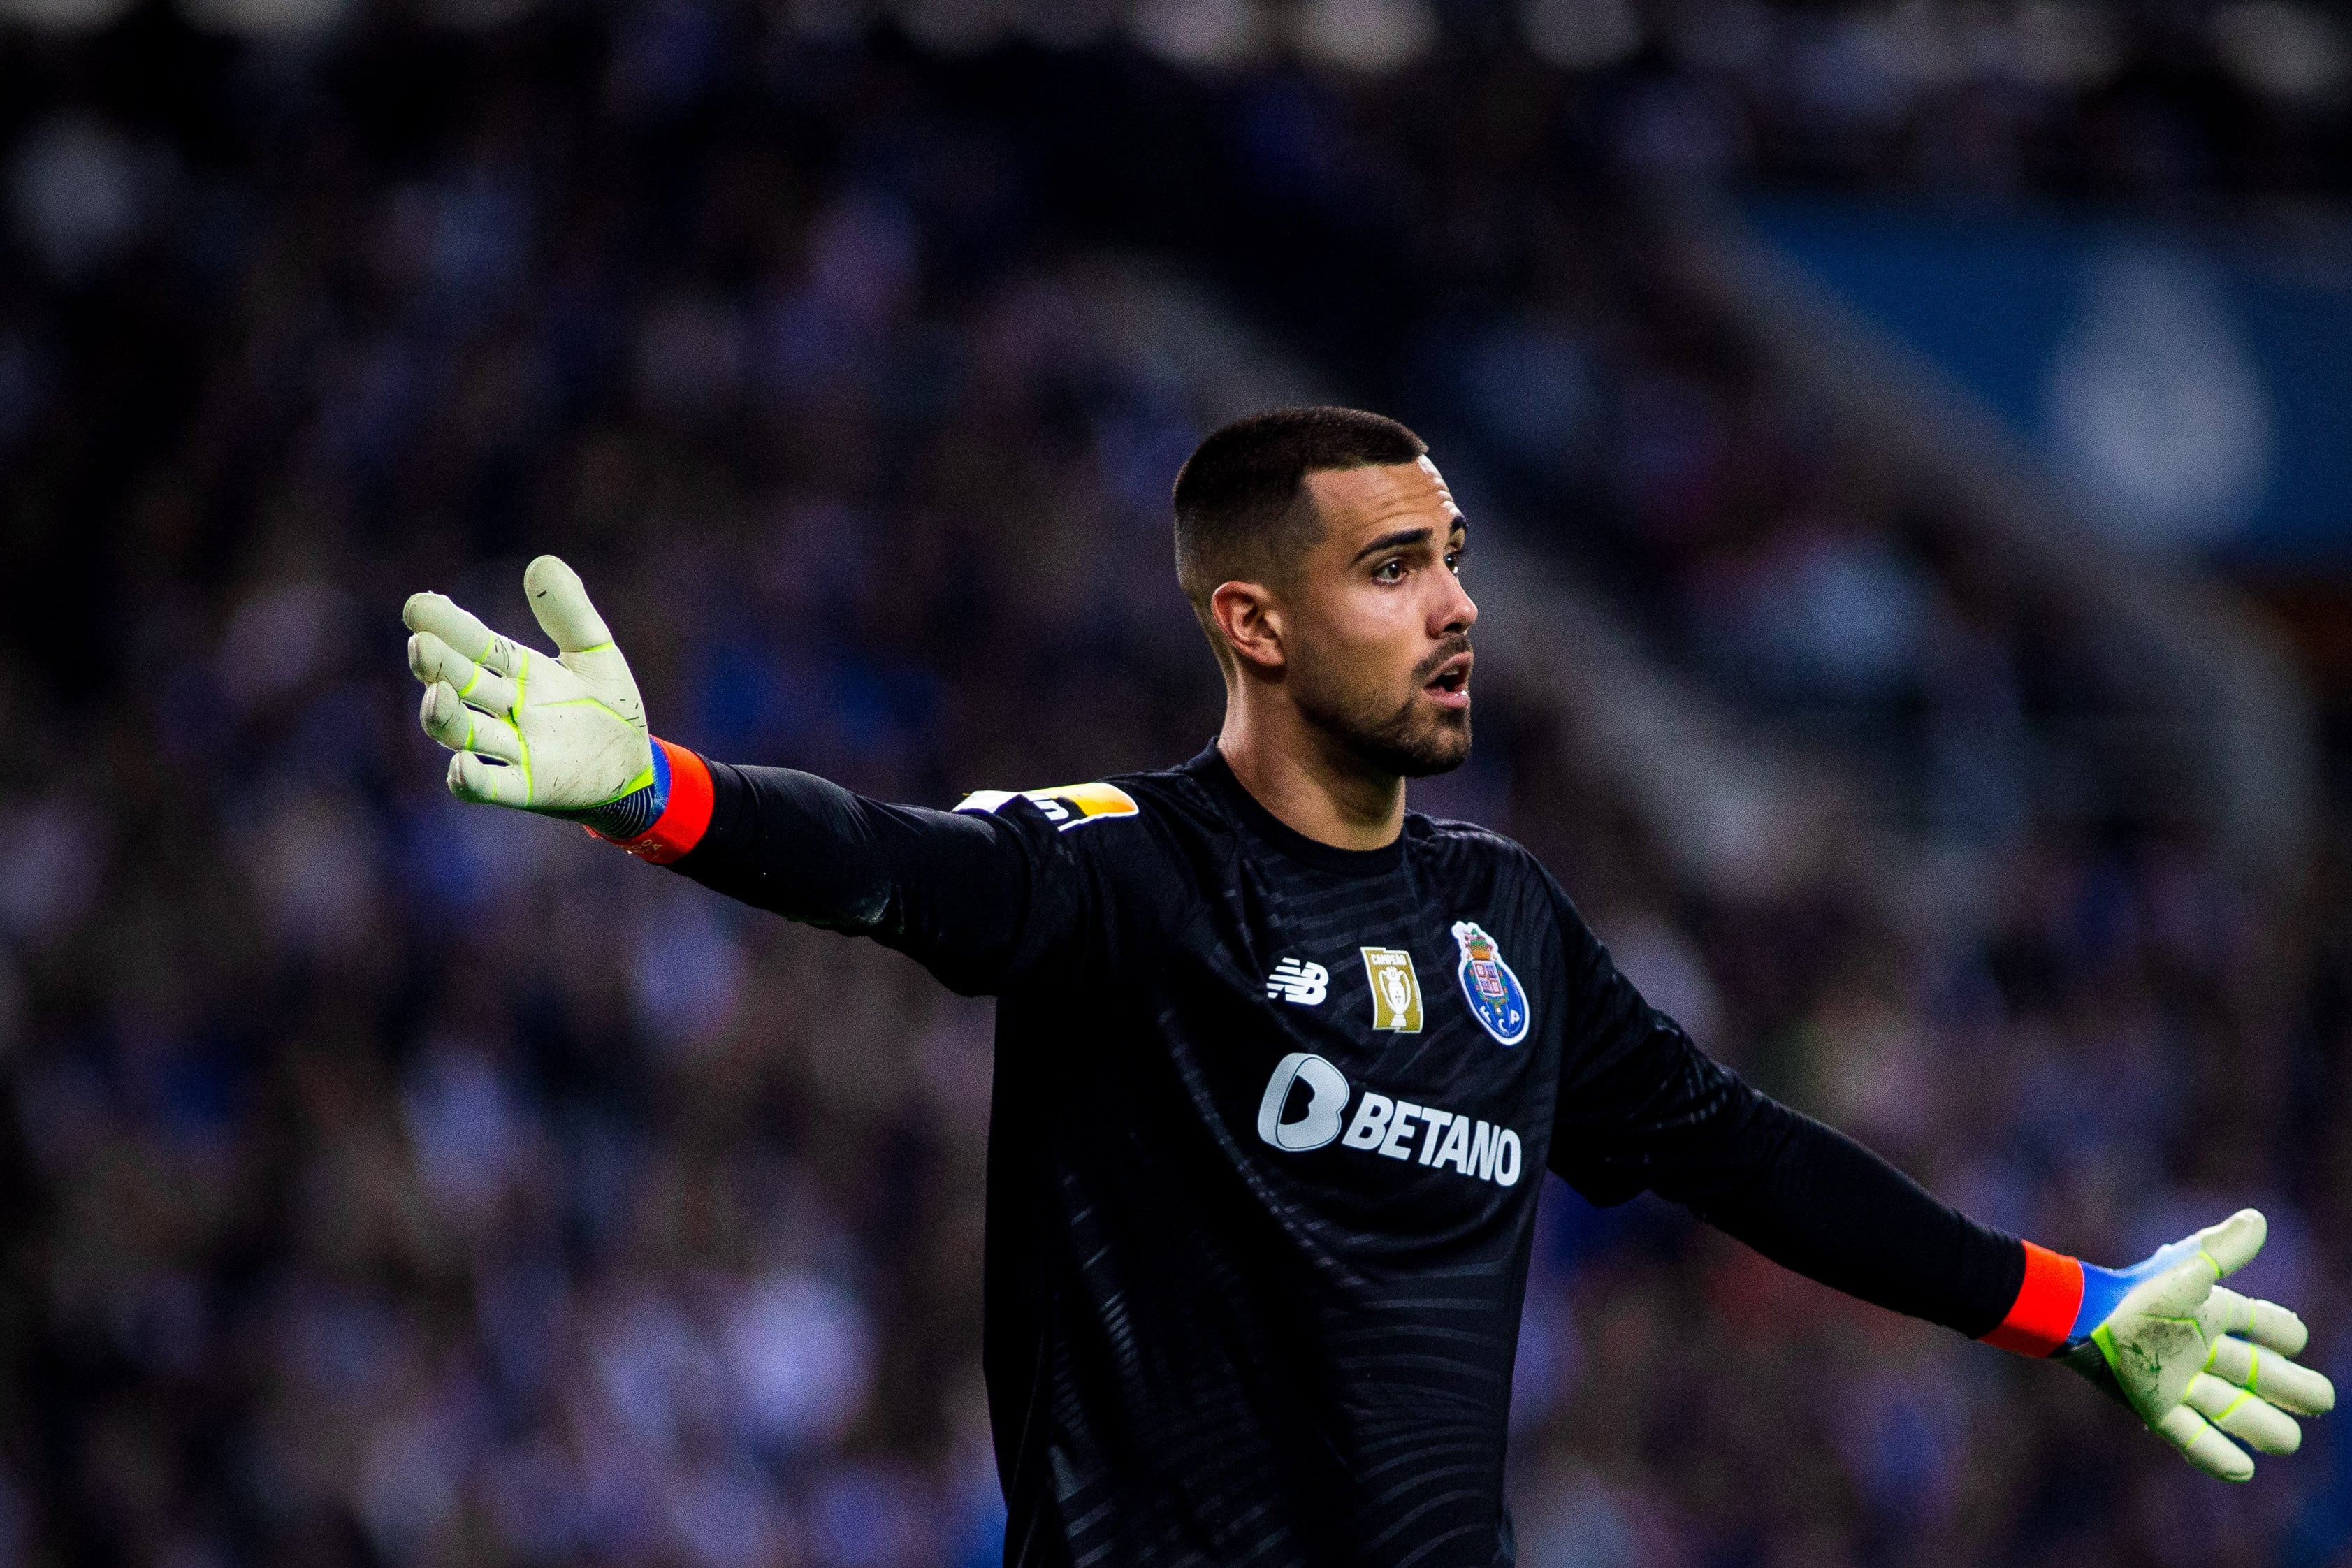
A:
[954,781,1140,831]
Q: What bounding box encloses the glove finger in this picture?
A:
[2194,1209,2267,1279]
[404,592,530,677]
[2153,1404,2255,1481]
[2206,1288,2310,1357]
[2205,1336,2336,1417]
[522,556,615,654]
[420,683,525,764]
[403,592,498,658]
[447,750,532,808]
[409,632,520,716]
[2186,1372,2302,1455]
[2267,1357,2337,1418]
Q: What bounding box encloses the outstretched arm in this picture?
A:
[657,761,1062,994]
[1546,966,2024,1334]
[1548,894,2332,1481]
[400,556,1078,994]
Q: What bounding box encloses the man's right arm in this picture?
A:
[400,556,1080,998]
[612,741,1064,996]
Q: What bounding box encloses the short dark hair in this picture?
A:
[1170,407,1428,608]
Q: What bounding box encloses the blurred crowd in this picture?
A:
[1552,0,2351,199]
[6,5,2352,1568]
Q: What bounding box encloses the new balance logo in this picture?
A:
[1265,957,1329,1006]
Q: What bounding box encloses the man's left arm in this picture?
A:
[1547,894,2332,1481]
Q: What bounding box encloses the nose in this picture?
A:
[1436,564,1477,637]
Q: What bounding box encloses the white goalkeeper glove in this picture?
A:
[2057,1209,2334,1481]
[402,556,676,843]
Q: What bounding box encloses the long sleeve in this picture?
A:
[660,753,1093,996]
[1547,890,2026,1339]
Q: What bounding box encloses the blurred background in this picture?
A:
[7,0,2352,1564]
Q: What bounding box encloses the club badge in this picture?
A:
[1450,922,1529,1045]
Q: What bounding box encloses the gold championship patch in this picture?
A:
[1360,947,1423,1033]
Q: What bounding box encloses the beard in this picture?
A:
[1291,636,1472,779]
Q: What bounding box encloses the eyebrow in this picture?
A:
[1350,519,1467,565]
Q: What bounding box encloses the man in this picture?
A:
[402,407,2330,1566]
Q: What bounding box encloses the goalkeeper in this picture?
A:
[402,408,2329,1567]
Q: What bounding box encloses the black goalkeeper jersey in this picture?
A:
[667,743,2028,1568]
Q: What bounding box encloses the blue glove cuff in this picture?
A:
[576,739,669,840]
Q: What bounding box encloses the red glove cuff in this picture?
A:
[586,739,714,864]
[1980,1240,2084,1358]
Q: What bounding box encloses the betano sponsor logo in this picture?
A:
[1254,1052,1523,1186]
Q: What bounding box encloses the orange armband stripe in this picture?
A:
[589,739,714,864]
[1980,1240,2084,1358]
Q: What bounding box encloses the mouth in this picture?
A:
[1423,651,1472,711]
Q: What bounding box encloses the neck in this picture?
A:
[1217,695,1404,852]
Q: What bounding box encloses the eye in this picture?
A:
[1373,559,1407,583]
[1444,548,1463,575]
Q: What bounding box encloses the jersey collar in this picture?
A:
[1183,743,1408,879]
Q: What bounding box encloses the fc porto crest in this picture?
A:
[1450,922,1529,1045]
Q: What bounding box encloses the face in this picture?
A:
[1281,457,1476,778]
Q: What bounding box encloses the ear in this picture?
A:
[1209,581,1286,675]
